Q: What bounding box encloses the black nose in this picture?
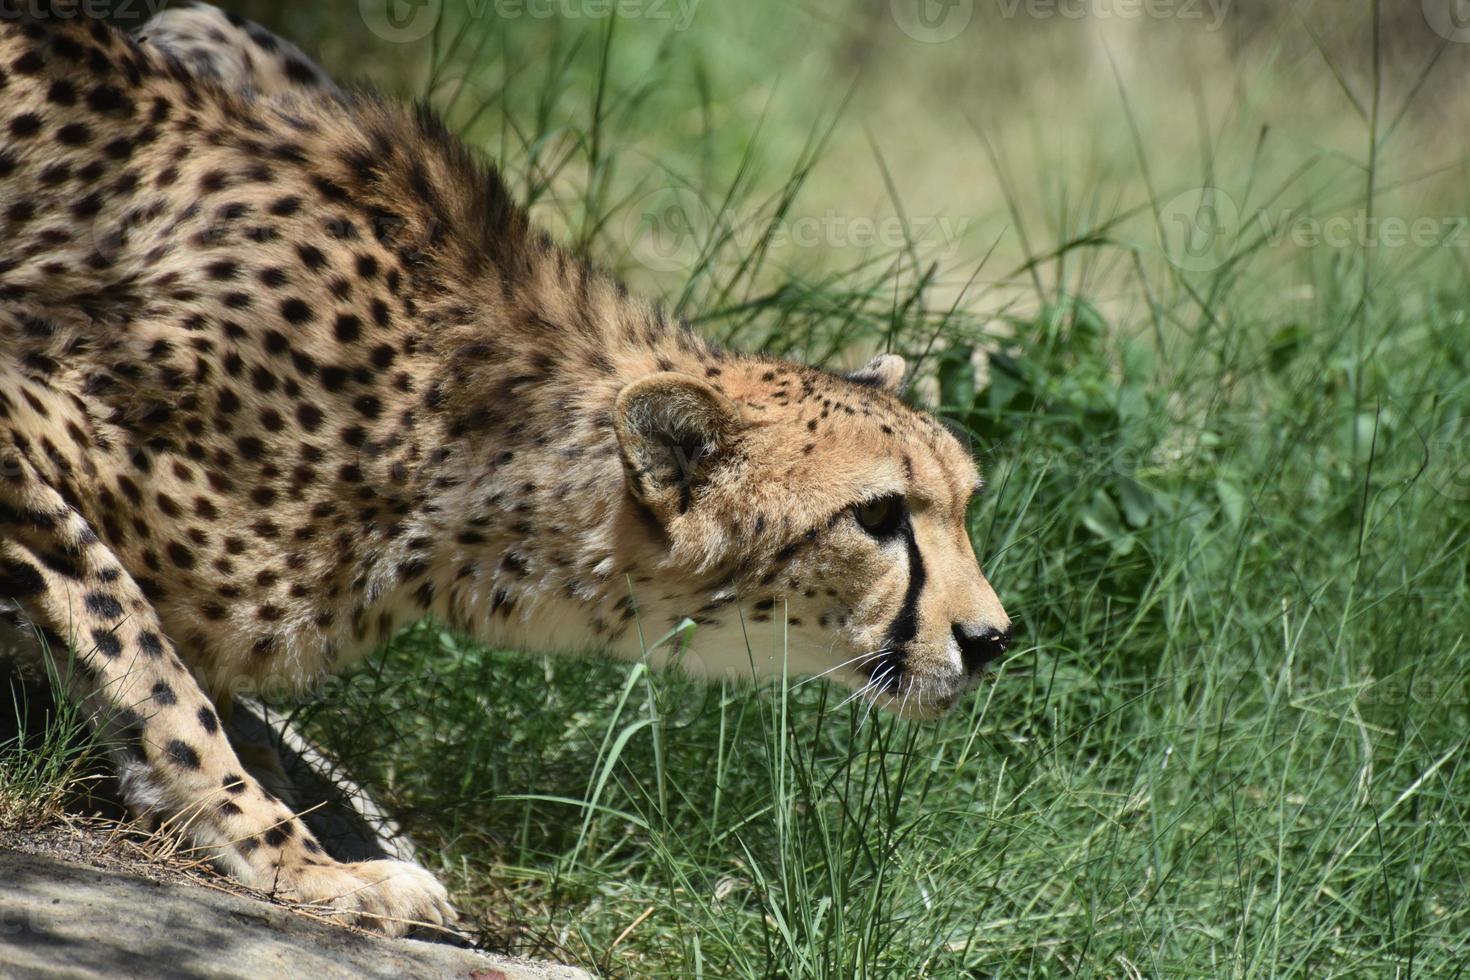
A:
[953,623,1011,674]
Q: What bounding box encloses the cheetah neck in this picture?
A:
[369,264,741,667]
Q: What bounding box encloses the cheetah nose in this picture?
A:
[952,622,1012,674]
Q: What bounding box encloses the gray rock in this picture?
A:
[0,850,591,980]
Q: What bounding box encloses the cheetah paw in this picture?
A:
[263,858,456,937]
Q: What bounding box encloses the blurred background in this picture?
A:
[212,0,1470,315]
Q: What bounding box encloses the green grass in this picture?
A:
[6,2,1470,975]
[1,652,101,834]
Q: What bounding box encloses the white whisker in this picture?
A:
[856,664,898,731]
[836,674,879,711]
[858,699,877,733]
[793,648,891,689]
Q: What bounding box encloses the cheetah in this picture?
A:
[0,3,1011,935]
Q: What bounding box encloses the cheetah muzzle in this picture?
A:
[0,3,1010,936]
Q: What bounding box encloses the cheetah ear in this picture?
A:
[847,353,907,393]
[614,372,744,517]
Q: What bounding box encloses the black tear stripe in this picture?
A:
[871,520,924,692]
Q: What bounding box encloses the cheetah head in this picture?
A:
[612,353,1011,719]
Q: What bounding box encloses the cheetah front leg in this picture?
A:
[0,451,453,937]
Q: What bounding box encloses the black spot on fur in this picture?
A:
[165,740,201,770]
[56,121,92,145]
[89,628,123,658]
[0,560,46,599]
[9,113,42,138]
[166,542,196,570]
[263,822,294,847]
[284,58,319,85]
[13,50,45,75]
[84,592,123,619]
[296,244,327,270]
[280,298,313,324]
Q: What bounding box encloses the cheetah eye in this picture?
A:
[854,495,906,538]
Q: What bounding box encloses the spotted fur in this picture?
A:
[0,4,1009,933]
